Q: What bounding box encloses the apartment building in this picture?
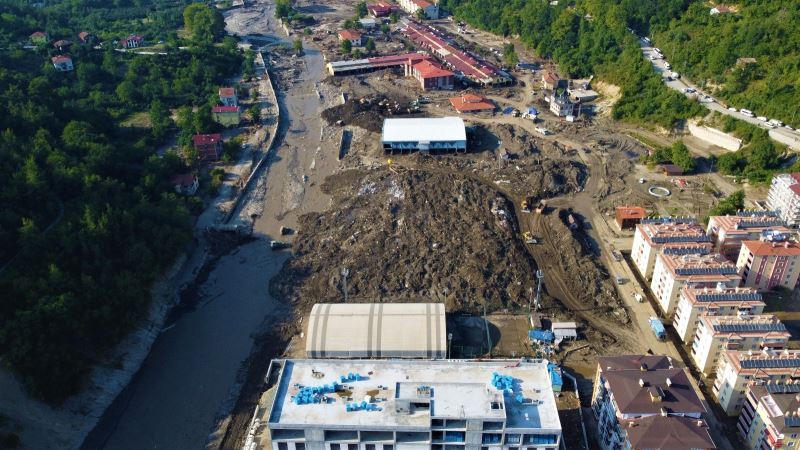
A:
[690,314,789,376]
[737,237,800,291]
[673,285,764,344]
[398,0,439,19]
[591,355,715,450]
[650,253,740,318]
[767,173,800,227]
[631,219,711,280]
[713,349,800,415]
[706,213,789,260]
[738,383,800,450]
[265,359,562,450]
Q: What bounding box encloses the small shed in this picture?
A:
[529,329,554,344]
[660,164,684,176]
[359,18,377,29]
[615,205,647,230]
[551,322,578,340]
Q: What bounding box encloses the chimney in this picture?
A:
[640,363,649,372]
[639,378,646,387]
[660,407,668,417]
[666,378,673,387]
[696,420,704,427]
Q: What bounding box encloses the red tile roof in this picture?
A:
[192,133,222,146]
[742,240,800,257]
[412,0,433,8]
[543,71,561,84]
[616,205,647,220]
[449,94,494,112]
[171,173,196,187]
[412,60,453,78]
[127,34,144,41]
[219,87,236,97]
[338,30,362,41]
[790,172,800,184]
[53,39,71,48]
[368,3,393,16]
[51,55,72,64]
[78,31,91,41]
[212,106,239,113]
[30,31,47,38]
[790,184,800,196]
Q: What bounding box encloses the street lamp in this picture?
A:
[447,332,453,359]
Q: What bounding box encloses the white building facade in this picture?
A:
[690,314,789,376]
[767,173,800,227]
[673,286,764,344]
[265,359,562,450]
[713,349,800,416]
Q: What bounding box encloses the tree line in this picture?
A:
[0,0,243,401]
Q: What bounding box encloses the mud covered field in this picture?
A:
[270,168,545,315]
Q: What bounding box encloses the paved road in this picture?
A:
[638,39,800,146]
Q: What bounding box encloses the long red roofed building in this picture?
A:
[449,93,494,113]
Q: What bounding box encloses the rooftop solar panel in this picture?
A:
[740,358,800,369]
[713,323,786,333]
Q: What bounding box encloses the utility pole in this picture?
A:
[535,270,544,311]
[447,332,453,360]
[341,267,350,302]
[483,303,492,356]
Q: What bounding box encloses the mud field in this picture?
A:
[270,168,545,315]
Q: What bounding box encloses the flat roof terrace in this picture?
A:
[267,359,561,432]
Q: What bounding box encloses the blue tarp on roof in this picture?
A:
[527,107,538,115]
[502,106,514,115]
[548,362,563,392]
[528,329,554,343]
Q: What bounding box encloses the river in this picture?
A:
[80,2,334,448]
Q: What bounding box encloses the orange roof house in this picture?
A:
[615,205,647,230]
[449,93,494,113]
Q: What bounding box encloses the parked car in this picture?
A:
[740,109,754,117]
[728,107,737,112]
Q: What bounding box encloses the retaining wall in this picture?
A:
[688,122,742,151]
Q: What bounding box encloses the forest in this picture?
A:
[439,0,703,128]
[0,0,243,400]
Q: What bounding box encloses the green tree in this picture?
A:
[502,43,518,67]
[249,105,261,123]
[415,8,427,20]
[353,48,363,58]
[183,3,225,45]
[293,38,303,55]
[380,24,390,34]
[707,190,745,219]
[670,141,695,172]
[192,104,214,133]
[149,99,172,141]
[356,1,367,18]
[365,38,376,53]
[341,38,352,54]
[390,11,399,23]
[275,0,292,19]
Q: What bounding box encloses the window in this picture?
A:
[787,443,795,448]
[330,445,340,450]
[278,444,288,450]
[296,445,305,450]
[348,445,358,450]
[365,446,375,450]
[383,446,393,450]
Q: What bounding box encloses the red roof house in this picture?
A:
[192,134,223,162]
[615,205,647,230]
[405,59,454,91]
[123,34,144,49]
[449,93,494,113]
[368,2,393,17]
[78,31,94,44]
[53,39,72,50]
[51,55,74,72]
[170,173,199,195]
[338,30,362,46]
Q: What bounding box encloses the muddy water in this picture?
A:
[82,18,334,450]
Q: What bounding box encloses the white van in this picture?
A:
[664,62,672,70]
[740,109,754,117]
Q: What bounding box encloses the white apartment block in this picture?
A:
[690,314,789,376]
[591,355,715,450]
[398,0,439,18]
[631,220,711,281]
[673,285,764,344]
[706,213,789,260]
[767,173,800,227]
[650,253,740,319]
[263,359,562,450]
[737,238,800,291]
[713,349,800,416]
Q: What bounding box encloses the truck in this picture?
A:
[649,317,666,341]
[634,292,644,303]
[521,199,531,213]
[534,126,550,136]
[523,231,538,244]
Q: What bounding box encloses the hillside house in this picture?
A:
[218,87,238,107]
[212,106,241,127]
[30,31,49,45]
[170,173,199,195]
[53,39,72,51]
[710,5,732,14]
[51,55,74,72]
[368,2,393,17]
[449,93,494,113]
[123,34,144,49]
[192,133,223,162]
[78,31,95,44]
[542,71,566,90]
[549,92,574,117]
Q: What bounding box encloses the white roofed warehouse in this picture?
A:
[382,117,467,154]
[305,303,446,359]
